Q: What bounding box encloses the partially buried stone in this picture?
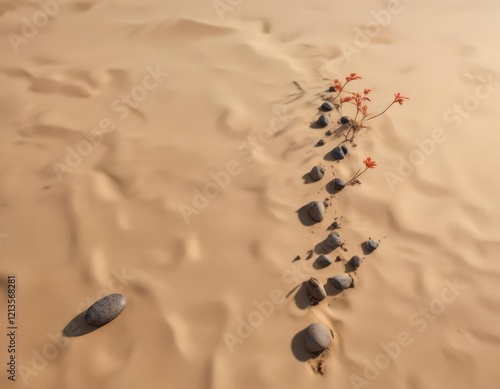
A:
[307,278,327,304]
[316,139,325,147]
[316,114,329,128]
[316,254,332,268]
[324,233,342,250]
[366,239,379,252]
[307,201,325,222]
[349,255,363,269]
[328,86,336,92]
[310,165,325,181]
[340,116,352,125]
[85,294,126,326]
[331,145,349,160]
[330,274,353,290]
[305,323,333,353]
[320,101,334,111]
[333,178,346,190]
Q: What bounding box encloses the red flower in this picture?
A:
[363,157,377,169]
[361,105,368,116]
[363,88,372,95]
[394,93,409,105]
[346,73,362,82]
[340,96,353,103]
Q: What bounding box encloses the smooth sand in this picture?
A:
[1,0,500,388]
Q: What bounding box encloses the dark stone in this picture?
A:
[85,294,126,326]
[316,254,332,268]
[366,239,379,252]
[331,146,348,160]
[305,323,333,353]
[310,165,325,181]
[325,130,333,136]
[308,201,325,222]
[328,86,336,92]
[349,255,363,269]
[332,221,340,229]
[320,102,334,111]
[307,278,327,304]
[324,233,342,250]
[316,114,329,128]
[333,178,346,190]
[316,139,325,147]
[340,116,352,125]
[329,274,353,290]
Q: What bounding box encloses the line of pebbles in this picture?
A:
[300,90,380,370]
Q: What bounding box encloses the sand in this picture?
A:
[1,0,500,388]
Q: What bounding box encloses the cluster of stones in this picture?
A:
[301,92,380,357]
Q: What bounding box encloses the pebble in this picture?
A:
[324,233,342,250]
[316,254,332,268]
[331,145,349,160]
[305,323,333,353]
[316,114,329,128]
[310,165,325,181]
[320,101,334,111]
[329,274,353,290]
[332,221,340,229]
[307,278,327,304]
[366,239,379,252]
[349,255,363,269]
[340,116,352,125]
[325,130,333,136]
[333,178,346,190]
[316,139,325,147]
[328,86,336,92]
[308,201,325,222]
[85,294,126,326]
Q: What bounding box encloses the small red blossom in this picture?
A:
[394,93,409,105]
[340,96,353,103]
[363,88,372,95]
[346,73,362,82]
[363,157,377,169]
[361,105,368,116]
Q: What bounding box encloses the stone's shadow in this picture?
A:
[345,261,357,273]
[323,150,337,162]
[309,120,328,129]
[63,311,100,337]
[301,172,315,184]
[324,281,344,297]
[291,328,313,362]
[306,250,314,260]
[294,282,311,310]
[297,204,317,227]
[286,283,302,298]
[313,257,331,270]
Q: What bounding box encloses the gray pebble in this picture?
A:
[329,274,353,290]
[306,278,327,304]
[320,101,334,111]
[366,239,379,252]
[333,178,346,190]
[305,322,333,353]
[324,233,342,250]
[310,165,325,181]
[316,254,332,268]
[349,255,363,269]
[331,145,349,160]
[328,86,336,92]
[316,114,329,128]
[325,130,333,136]
[308,201,325,222]
[85,294,126,326]
[316,139,325,147]
[340,116,352,125]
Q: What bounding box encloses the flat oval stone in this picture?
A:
[305,323,333,353]
[320,101,334,111]
[307,278,327,304]
[85,294,126,326]
[330,274,353,290]
[324,233,342,250]
[349,255,363,269]
[316,254,332,268]
[340,116,352,124]
[331,145,349,160]
[308,201,325,222]
[366,239,379,252]
[310,165,325,181]
[316,114,329,128]
[333,178,346,190]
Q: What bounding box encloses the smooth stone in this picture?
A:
[340,116,352,124]
[333,178,346,190]
[85,294,126,326]
[366,239,379,252]
[316,139,325,147]
[316,114,329,128]
[307,201,325,222]
[320,101,334,111]
[307,278,327,304]
[305,323,333,353]
[316,254,332,268]
[331,145,349,160]
[324,233,342,250]
[330,274,353,290]
[349,255,363,269]
[310,165,325,181]
[332,221,340,229]
[328,86,336,92]
[325,130,333,136]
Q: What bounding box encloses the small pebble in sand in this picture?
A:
[305,323,333,353]
[324,233,342,250]
[329,274,353,290]
[366,239,379,252]
[307,278,327,304]
[316,254,332,268]
[316,139,325,147]
[333,178,346,191]
[320,101,334,111]
[339,116,352,125]
[310,165,325,181]
[331,145,349,160]
[349,255,363,269]
[325,130,333,136]
[316,114,329,128]
[85,294,126,326]
[308,201,325,222]
[332,221,340,229]
[328,86,336,92]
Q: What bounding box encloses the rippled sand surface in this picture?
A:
[1,0,500,388]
